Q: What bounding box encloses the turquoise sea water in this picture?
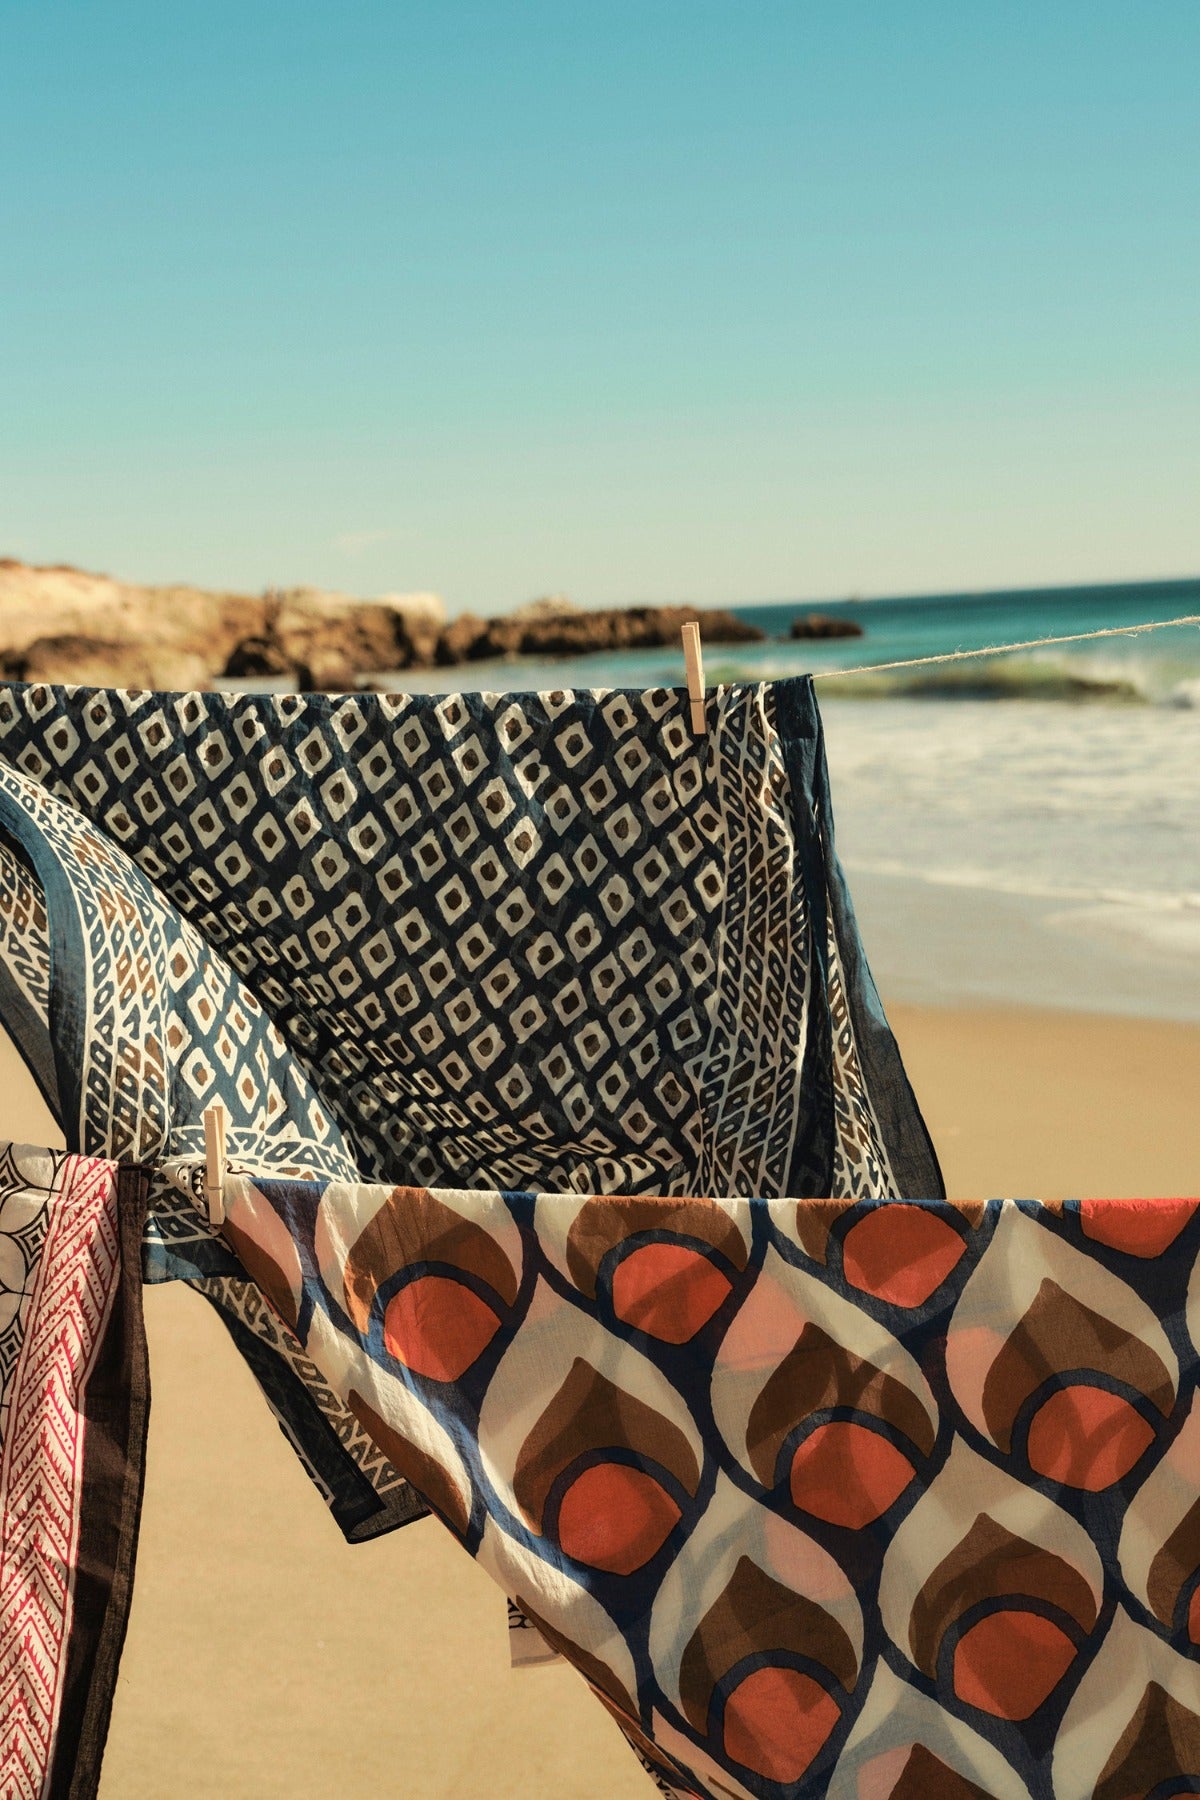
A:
[734,577,1200,705]
[365,577,1200,1020]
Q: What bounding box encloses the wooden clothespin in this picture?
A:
[681,622,707,735]
[203,1101,228,1228]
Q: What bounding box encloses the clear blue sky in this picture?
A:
[1,2,1197,614]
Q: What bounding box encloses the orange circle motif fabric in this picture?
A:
[217,1177,1200,1800]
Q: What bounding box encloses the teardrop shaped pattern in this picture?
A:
[224,1176,1200,1800]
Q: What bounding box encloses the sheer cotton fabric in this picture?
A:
[208,1174,1200,1800]
[0,676,941,1204]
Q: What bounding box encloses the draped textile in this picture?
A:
[0,677,940,1205]
[0,777,421,1542]
[0,674,942,1548]
[212,1173,1200,1800]
[0,1144,149,1800]
[0,672,951,1792]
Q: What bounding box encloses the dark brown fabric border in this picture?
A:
[52,1164,152,1800]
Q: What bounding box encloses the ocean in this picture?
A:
[371,576,1200,1023]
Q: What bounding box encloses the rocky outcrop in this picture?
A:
[435,612,491,665]
[268,587,445,690]
[0,561,269,690]
[433,601,763,664]
[0,558,764,690]
[0,561,446,691]
[789,612,864,640]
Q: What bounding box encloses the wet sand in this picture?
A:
[1,1005,1197,1797]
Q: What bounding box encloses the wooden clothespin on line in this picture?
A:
[681,622,707,735]
[203,1101,228,1228]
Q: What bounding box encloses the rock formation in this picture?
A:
[789,612,864,640]
[0,558,764,690]
[0,560,268,690]
[434,600,762,664]
[0,561,445,691]
[268,587,445,689]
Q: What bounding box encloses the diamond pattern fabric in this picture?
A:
[0,676,941,1206]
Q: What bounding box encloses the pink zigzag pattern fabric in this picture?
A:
[0,1153,122,1799]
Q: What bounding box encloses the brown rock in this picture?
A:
[10,634,215,691]
[0,558,768,688]
[432,602,764,666]
[435,613,492,664]
[0,561,270,689]
[507,594,578,624]
[0,561,447,690]
[223,636,294,678]
[384,592,444,667]
[271,587,447,689]
[479,616,527,657]
[789,612,864,640]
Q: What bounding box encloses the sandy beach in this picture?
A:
[2,1003,1196,1796]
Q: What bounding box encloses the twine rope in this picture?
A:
[808,611,1200,680]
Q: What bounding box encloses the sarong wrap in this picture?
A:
[0,1144,149,1800]
[206,1173,1200,1800]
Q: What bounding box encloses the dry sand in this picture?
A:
[2,1005,1198,1797]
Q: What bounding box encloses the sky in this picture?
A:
[1,2,1197,615]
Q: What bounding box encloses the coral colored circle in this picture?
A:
[841,1206,965,1307]
[789,1421,915,1527]
[1080,1198,1199,1258]
[1026,1385,1155,1490]
[610,1242,732,1342]
[953,1610,1076,1719]
[383,1276,500,1381]
[555,1463,681,1575]
[723,1666,840,1784]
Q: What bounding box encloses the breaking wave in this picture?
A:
[814,647,1200,706]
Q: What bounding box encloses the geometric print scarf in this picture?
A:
[0,675,941,1205]
[0,775,421,1547]
[208,1174,1200,1800]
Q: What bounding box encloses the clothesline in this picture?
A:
[807,609,1200,680]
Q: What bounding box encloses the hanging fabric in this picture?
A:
[0,671,947,1794]
[0,761,424,1543]
[0,676,941,1202]
[200,1170,1200,1800]
[0,1144,149,1800]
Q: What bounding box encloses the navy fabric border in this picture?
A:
[0,784,89,1147]
[772,675,945,1201]
[765,677,837,1197]
[211,1298,428,1541]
